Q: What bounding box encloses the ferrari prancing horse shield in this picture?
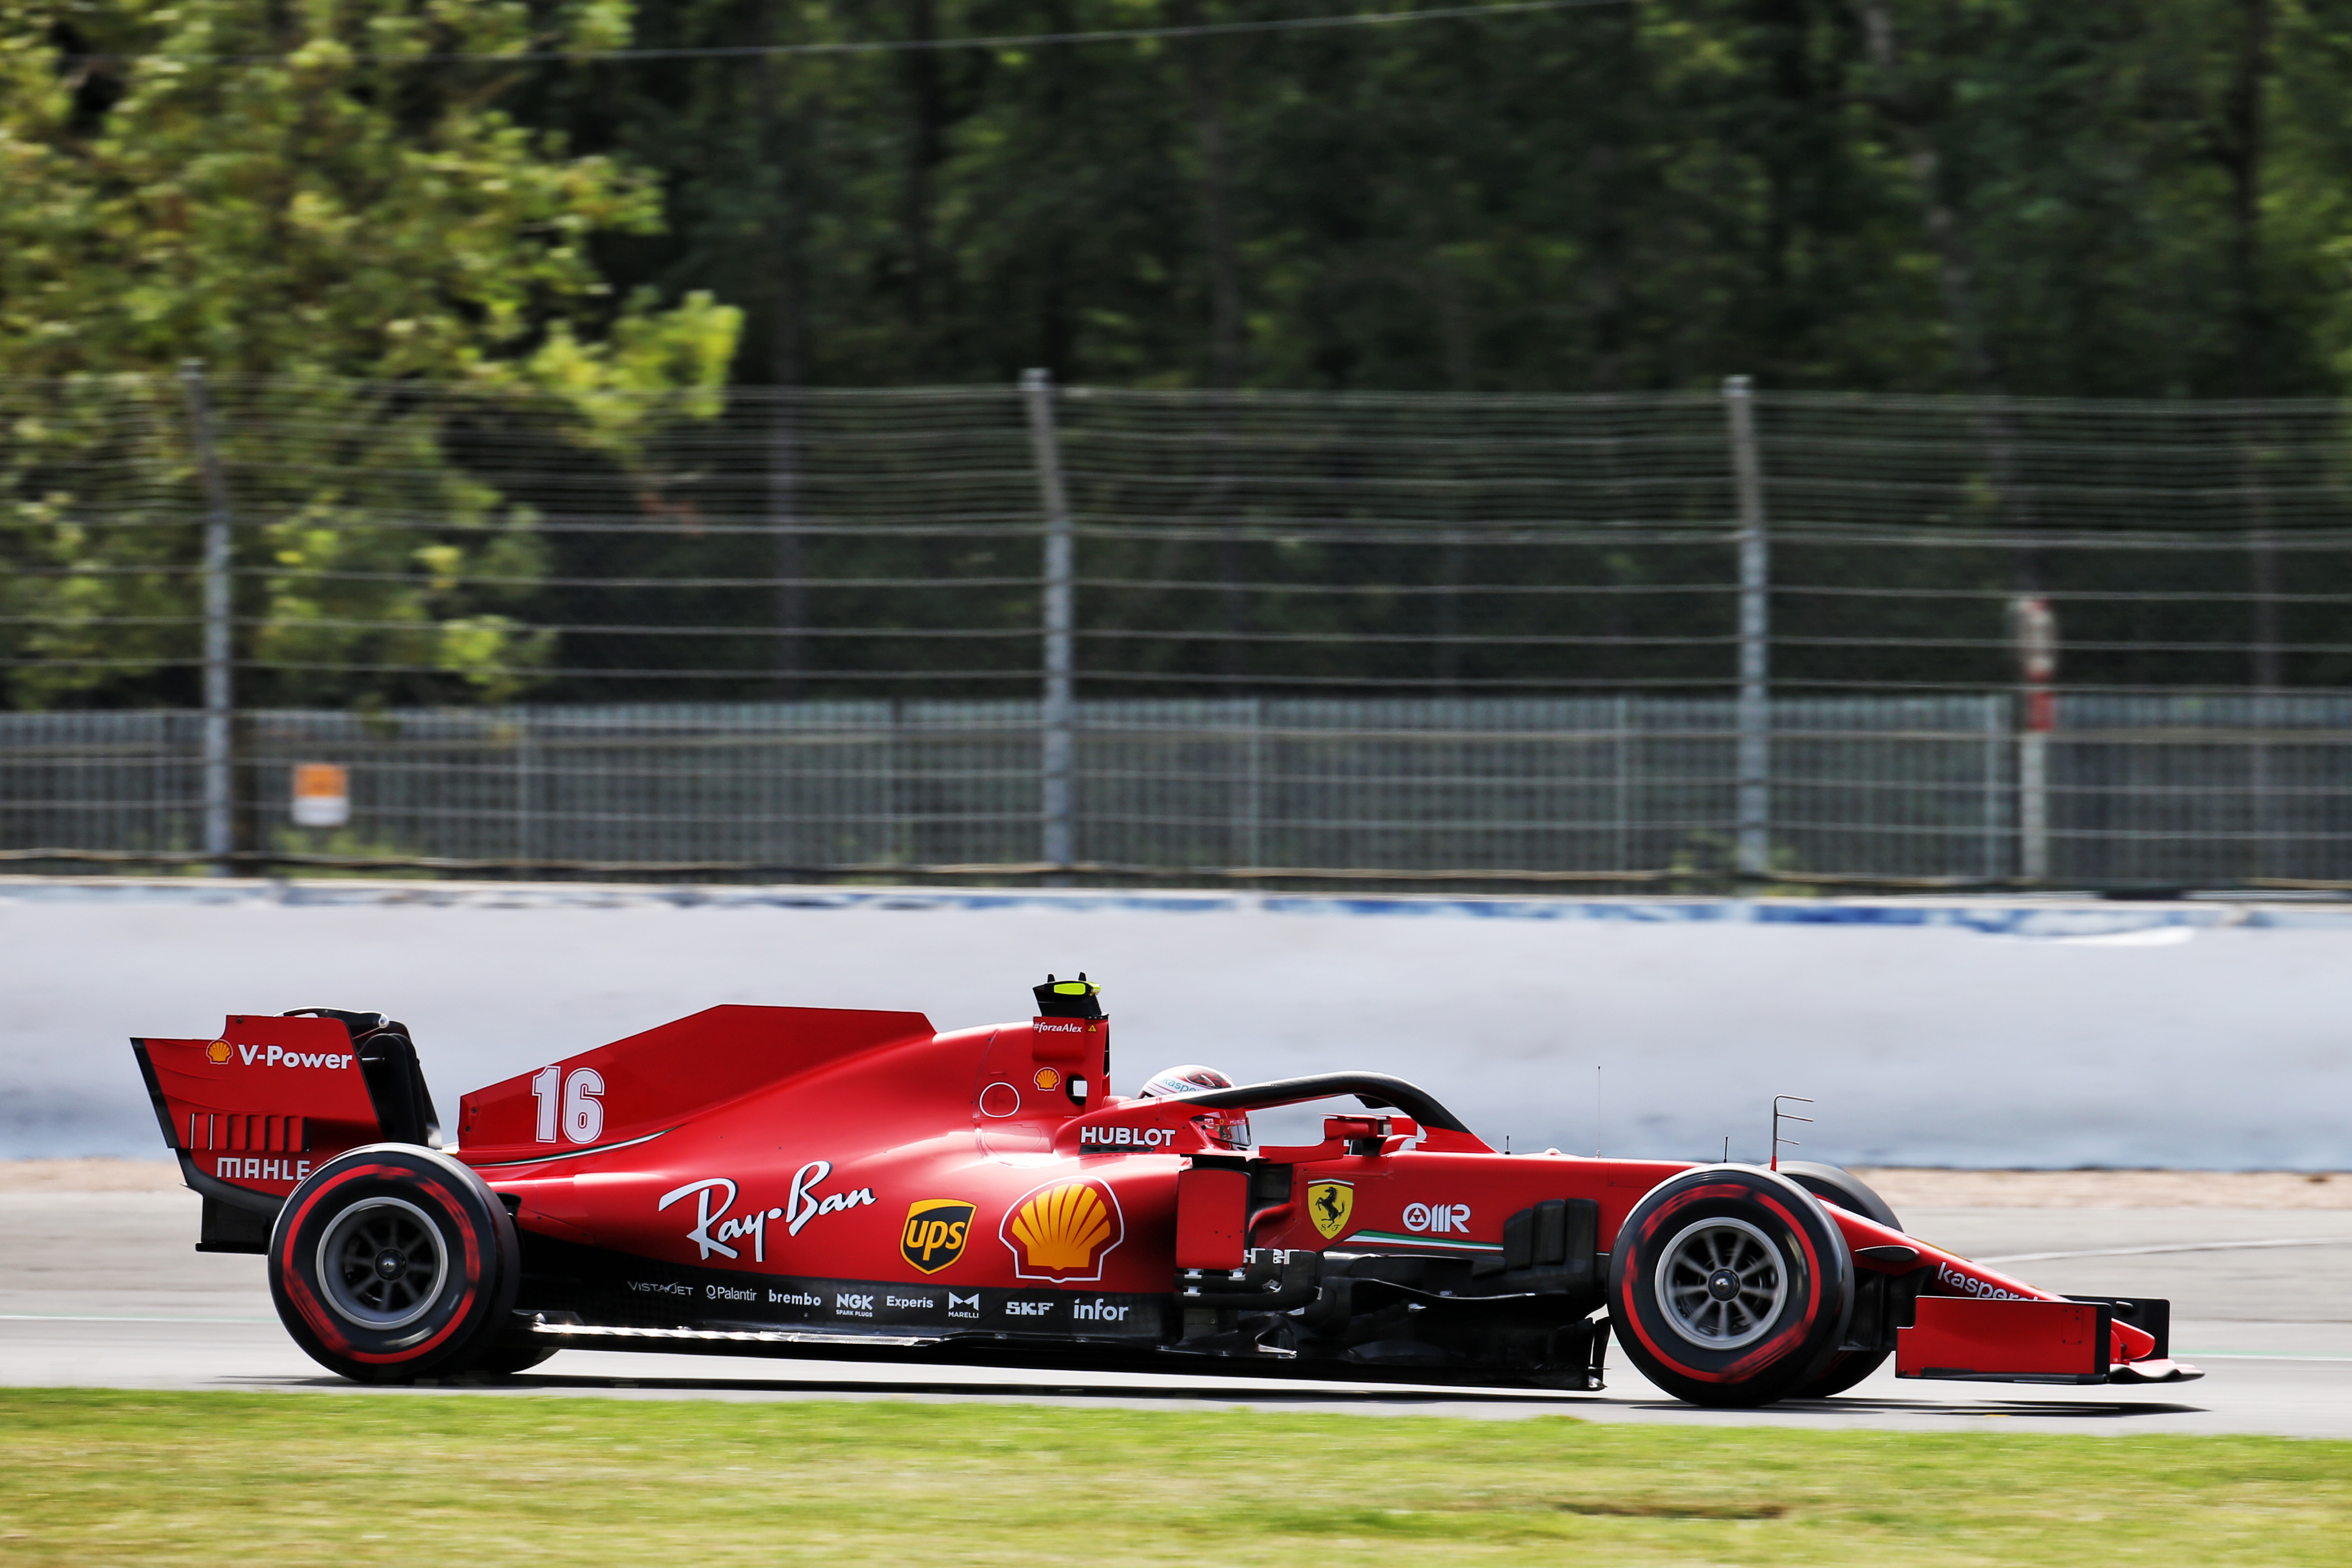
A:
[1307,1179,1354,1240]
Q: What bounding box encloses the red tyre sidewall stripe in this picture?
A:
[1619,1181,1829,1385]
[279,1170,366,1355]
[346,1176,483,1365]
[282,1160,487,1367]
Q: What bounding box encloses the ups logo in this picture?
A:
[900,1198,975,1274]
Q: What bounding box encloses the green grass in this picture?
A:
[0,1389,2346,1565]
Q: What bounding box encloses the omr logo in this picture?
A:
[899,1198,975,1274]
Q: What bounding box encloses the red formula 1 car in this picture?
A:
[131,977,2200,1404]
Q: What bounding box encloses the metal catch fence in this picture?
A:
[5,374,2352,891]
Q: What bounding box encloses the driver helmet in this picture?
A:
[1138,1064,1250,1149]
[1138,1064,1233,1099]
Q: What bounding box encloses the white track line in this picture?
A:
[0,1313,275,1324]
[1979,1238,2352,1264]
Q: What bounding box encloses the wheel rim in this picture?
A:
[316,1196,449,1331]
[1653,1215,1788,1351]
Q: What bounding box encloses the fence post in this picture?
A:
[769,394,807,698]
[179,362,237,877]
[1023,369,1076,877]
[515,723,538,869]
[1724,376,1770,881]
[1614,693,1632,875]
[1982,694,2004,882]
[2012,596,2057,882]
[2019,724,2049,881]
[1242,696,1264,871]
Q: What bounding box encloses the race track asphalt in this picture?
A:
[7,1190,2349,1437]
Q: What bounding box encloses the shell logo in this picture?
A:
[1032,1067,1061,1091]
[1000,1178,1125,1282]
[206,1040,233,1065]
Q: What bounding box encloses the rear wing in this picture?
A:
[131,1011,441,1253]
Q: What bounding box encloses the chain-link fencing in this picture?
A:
[5,374,2350,890]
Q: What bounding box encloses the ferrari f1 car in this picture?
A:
[131,977,2200,1405]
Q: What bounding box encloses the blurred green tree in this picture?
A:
[17,0,2352,711]
[0,0,739,709]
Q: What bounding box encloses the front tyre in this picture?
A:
[1773,1162,1900,1399]
[269,1145,519,1384]
[1608,1166,1854,1408]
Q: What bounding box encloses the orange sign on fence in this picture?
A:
[290,763,350,828]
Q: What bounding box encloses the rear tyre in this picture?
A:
[1608,1166,1854,1408]
[269,1144,519,1384]
[1775,1163,1900,1400]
